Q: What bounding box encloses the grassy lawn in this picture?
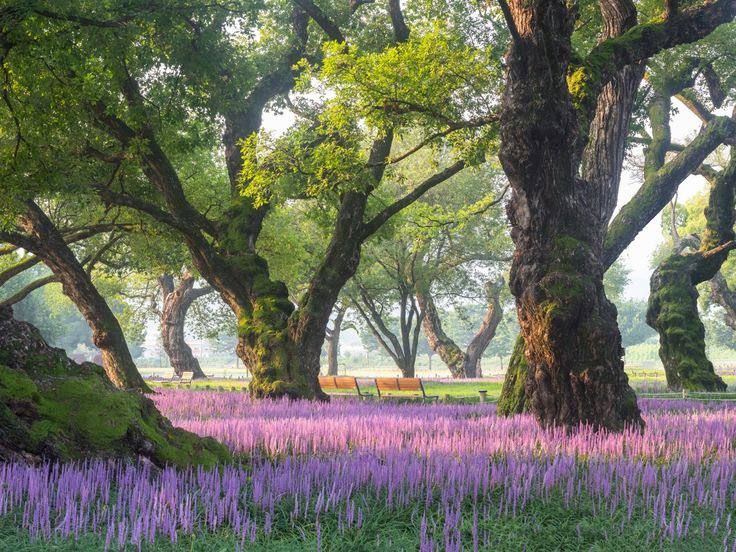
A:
[154,370,736,402]
[155,378,504,401]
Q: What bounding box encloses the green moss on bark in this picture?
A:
[497,335,529,416]
[647,254,727,392]
[0,307,231,466]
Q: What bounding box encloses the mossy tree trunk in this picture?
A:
[9,201,149,392]
[158,273,210,379]
[89,8,465,399]
[497,335,529,415]
[497,0,735,427]
[499,0,642,430]
[417,279,504,378]
[646,151,736,391]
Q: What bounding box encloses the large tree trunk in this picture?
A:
[646,153,735,391]
[418,279,504,378]
[499,0,642,430]
[158,273,210,379]
[325,305,346,376]
[17,202,149,392]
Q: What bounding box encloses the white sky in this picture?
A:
[616,101,709,299]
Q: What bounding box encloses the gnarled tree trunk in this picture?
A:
[16,202,149,392]
[499,0,642,430]
[711,272,736,331]
[158,273,211,379]
[417,279,504,378]
[647,152,736,391]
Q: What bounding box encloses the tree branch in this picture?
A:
[604,115,736,268]
[0,274,58,307]
[576,0,736,119]
[361,160,466,240]
[293,0,345,42]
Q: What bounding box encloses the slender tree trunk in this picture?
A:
[711,272,736,331]
[18,202,149,391]
[647,154,736,391]
[158,273,210,379]
[499,0,641,430]
[416,288,465,378]
[326,305,346,376]
[418,279,504,378]
[462,280,504,377]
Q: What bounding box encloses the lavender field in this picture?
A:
[1,390,736,550]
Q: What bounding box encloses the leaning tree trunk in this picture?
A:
[325,305,346,376]
[710,272,736,332]
[158,273,210,379]
[462,280,504,377]
[416,288,466,378]
[18,202,149,391]
[417,280,503,378]
[499,0,641,430]
[646,152,736,391]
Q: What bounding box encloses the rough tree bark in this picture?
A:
[86,4,469,400]
[499,0,640,430]
[710,272,736,331]
[325,304,346,376]
[158,273,211,379]
[646,148,736,391]
[497,0,736,427]
[6,202,149,392]
[417,279,504,378]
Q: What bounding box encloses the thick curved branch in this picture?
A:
[575,0,736,120]
[0,274,57,307]
[89,100,218,238]
[293,0,345,42]
[604,115,736,268]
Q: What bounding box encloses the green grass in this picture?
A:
[156,379,504,402]
[1,492,730,551]
[156,373,736,403]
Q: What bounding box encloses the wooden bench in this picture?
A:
[178,371,194,386]
[374,377,438,402]
[318,376,372,399]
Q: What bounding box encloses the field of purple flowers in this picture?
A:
[3,391,736,550]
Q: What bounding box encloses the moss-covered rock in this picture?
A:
[0,306,231,467]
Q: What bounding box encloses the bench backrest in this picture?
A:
[180,371,194,383]
[318,376,359,391]
[375,377,424,394]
